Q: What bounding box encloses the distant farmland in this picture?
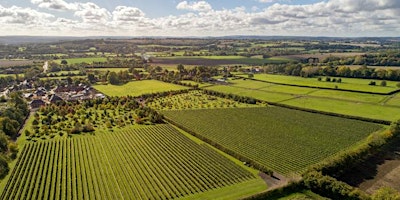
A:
[93,80,188,97]
[163,107,383,175]
[152,56,295,66]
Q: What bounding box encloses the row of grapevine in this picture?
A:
[1,124,255,199]
[162,107,382,175]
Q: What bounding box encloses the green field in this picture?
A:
[147,90,262,110]
[93,80,188,96]
[283,97,400,121]
[163,107,382,175]
[155,56,295,65]
[207,77,400,121]
[179,80,213,88]
[46,70,81,76]
[244,74,399,93]
[86,67,129,72]
[1,125,264,199]
[54,57,108,65]
[208,85,295,102]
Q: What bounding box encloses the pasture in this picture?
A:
[206,77,400,121]
[93,80,188,97]
[243,74,399,93]
[152,56,295,66]
[86,67,129,72]
[1,125,263,199]
[283,97,400,121]
[163,107,383,175]
[54,57,107,65]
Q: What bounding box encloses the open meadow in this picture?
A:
[163,107,383,175]
[241,74,399,93]
[54,57,108,65]
[93,80,188,97]
[152,56,295,66]
[206,77,400,121]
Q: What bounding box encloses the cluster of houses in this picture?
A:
[24,84,105,110]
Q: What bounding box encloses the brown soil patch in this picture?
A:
[0,60,35,67]
[259,172,289,191]
[359,153,400,194]
[336,143,400,194]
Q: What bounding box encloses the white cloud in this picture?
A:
[112,6,145,22]
[74,2,111,23]
[1,0,400,36]
[0,5,53,25]
[31,0,77,11]
[176,1,212,12]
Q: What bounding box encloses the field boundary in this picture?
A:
[235,75,400,95]
[201,88,391,125]
[163,117,275,176]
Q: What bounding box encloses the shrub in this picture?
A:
[380,80,387,87]
[0,155,9,179]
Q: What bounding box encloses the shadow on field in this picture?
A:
[335,141,400,192]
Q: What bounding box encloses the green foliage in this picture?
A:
[1,125,257,199]
[163,107,381,175]
[31,96,163,138]
[0,133,8,153]
[302,171,367,200]
[147,90,260,110]
[0,155,9,179]
[93,80,188,97]
[107,71,119,85]
[371,187,400,200]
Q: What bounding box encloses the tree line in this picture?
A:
[0,92,29,179]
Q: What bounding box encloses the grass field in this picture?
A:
[54,57,108,65]
[93,80,188,96]
[163,107,383,175]
[86,67,129,72]
[244,74,399,93]
[283,97,400,121]
[153,56,295,65]
[207,85,295,102]
[207,77,400,121]
[1,125,264,199]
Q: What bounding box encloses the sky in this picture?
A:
[0,0,399,37]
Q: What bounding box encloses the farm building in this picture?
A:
[30,99,45,109]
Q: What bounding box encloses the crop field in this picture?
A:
[147,90,262,110]
[163,107,383,175]
[1,125,262,200]
[54,57,108,65]
[0,59,35,67]
[86,67,129,72]
[93,80,188,96]
[152,56,294,66]
[242,74,399,93]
